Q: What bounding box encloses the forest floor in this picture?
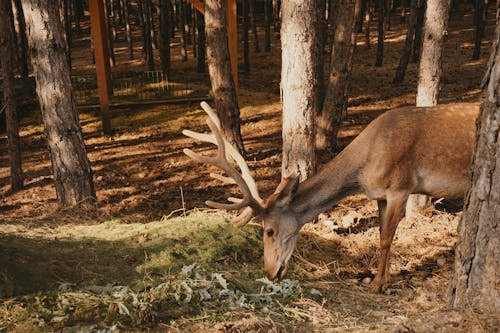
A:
[0,7,499,333]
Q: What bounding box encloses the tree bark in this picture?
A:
[22,0,96,207]
[0,0,23,191]
[264,0,272,52]
[375,0,385,66]
[281,0,324,180]
[316,0,361,152]
[204,0,245,154]
[411,0,426,63]
[250,0,260,53]
[450,15,500,311]
[472,0,487,60]
[196,9,206,73]
[12,0,29,78]
[393,0,418,84]
[407,0,451,219]
[124,0,134,60]
[243,0,251,74]
[415,0,450,106]
[159,0,171,75]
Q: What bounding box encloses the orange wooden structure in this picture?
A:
[88,0,238,134]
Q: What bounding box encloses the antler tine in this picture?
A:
[183,102,264,224]
[200,102,264,204]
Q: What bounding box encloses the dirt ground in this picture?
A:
[0,6,498,333]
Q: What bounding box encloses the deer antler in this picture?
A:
[183,102,264,227]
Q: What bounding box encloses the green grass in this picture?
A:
[0,212,307,332]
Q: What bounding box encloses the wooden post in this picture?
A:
[89,0,112,135]
[188,0,238,89]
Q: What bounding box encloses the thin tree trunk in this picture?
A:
[375,0,385,66]
[316,0,361,152]
[243,0,250,73]
[393,0,418,84]
[196,9,205,73]
[204,0,245,154]
[472,0,487,60]
[22,0,96,207]
[407,0,451,218]
[365,0,373,49]
[159,0,171,75]
[0,0,23,191]
[450,14,500,311]
[264,0,272,51]
[250,0,260,53]
[412,0,425,63]
[124,0,134,60]
[281,0,324,180]
[179,0,188,61]
[273,0,281,33]
[12,0,29,78]
[103,0,116,66]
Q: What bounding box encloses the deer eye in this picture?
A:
[265,229,274,238]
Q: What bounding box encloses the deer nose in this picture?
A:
[264,266,278,280]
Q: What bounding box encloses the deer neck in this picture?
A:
[290,147,364,225]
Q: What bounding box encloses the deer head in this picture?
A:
[183,102,302,279]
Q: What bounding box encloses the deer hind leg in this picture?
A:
[370,195,408,293]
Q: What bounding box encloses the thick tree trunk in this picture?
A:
[450,16,500,311]
[22,0,96,207]
[0,0,23,191]
[415,0,450,106]
[375,0,385,66]
[159,0,171,76]
[204,0,245,155]
[12,0,29,78]
[316,0,361,152]
[393,0,418,84]
[281,0,324,180]
[407,0,451,219]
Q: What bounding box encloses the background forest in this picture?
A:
[0,0,498,332]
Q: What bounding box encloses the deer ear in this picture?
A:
[273,176,300,208]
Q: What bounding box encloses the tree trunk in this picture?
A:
[375,0,385,66]
[416,0,450,106]
[196,9,206,73]
[281,0,324,180]
[393,0,418,84]
[103,0,116,66]
[243,0,250,74]
[179,0,188,61]
[124,0,134,60]
[159,0,171,75]
[365,0,372,49]
[0,0,23,191]
[12,0,29,78]
[472,0,487,60]
[264,0,272,51]
[250,0,260,53]
[204,0,245,155]
[22,0,96,207]
[407,0,451,219]
[411,0,426,63]
[316,0,361,152]
[450,15,500,311]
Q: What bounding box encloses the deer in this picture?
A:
[183,101,478,293]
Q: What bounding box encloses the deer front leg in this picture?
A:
[370,196,408,293]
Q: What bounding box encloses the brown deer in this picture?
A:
[183,102,478,292]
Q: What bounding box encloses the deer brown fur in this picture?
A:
[184,102,478,292]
